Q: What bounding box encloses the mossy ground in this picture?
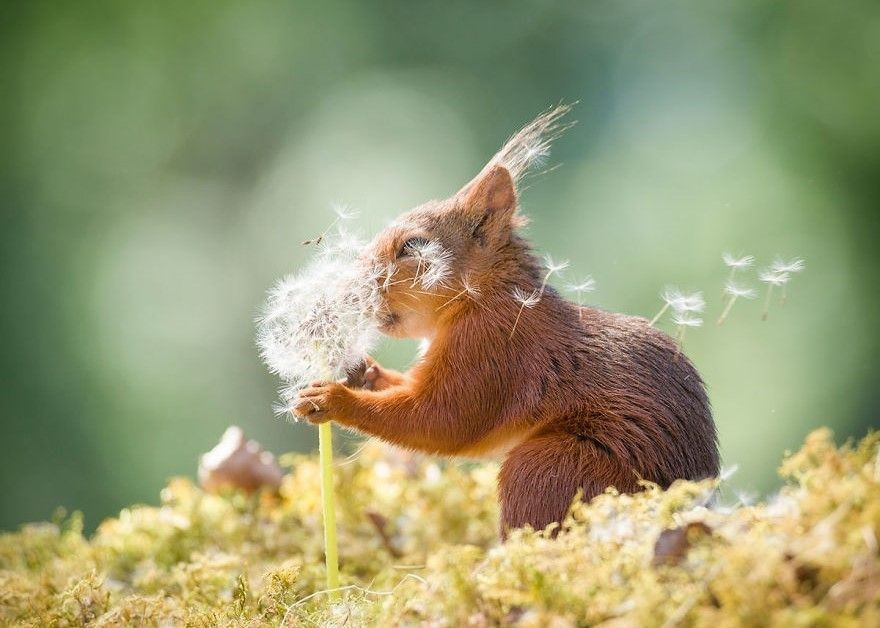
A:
[1,429,878,626]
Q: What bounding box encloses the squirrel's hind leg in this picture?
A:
[497,427,640,537]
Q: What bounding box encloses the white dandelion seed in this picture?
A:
[566,277,597,296]
[379,262,398,292]
[461,272,481,300]
[758,268,791,321]
[332,203,359,221]
[722,253,755,298]
[674,292,705,314]
[722,253,755,270]
[539,254,569,295]
[489,103,575,184]
[542,253,570,276]
[512,286,541,308]
[771,257,805,305]
[771,257,805,275]
[435,272,482,312]
[566,276,596,319]
[673,313,703,328]
[302,204,360,246]
[717,281,757,325]
[672,312,702,351]
[650,287,703,326]
[407,240,453,290]
[759,270,790,286]
[509,286,540,339]
[256,232,382,415]
[650,286,682,326]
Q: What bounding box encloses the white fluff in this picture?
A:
[256,230,382,414]
[489,104,575,182]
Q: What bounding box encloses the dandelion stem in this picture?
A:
[717,296,737,326]
[318,421,340,598]
[762,285,774,321]
[649,303,669,327]
[780,284,788,306]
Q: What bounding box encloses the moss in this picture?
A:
[1,430,878,626]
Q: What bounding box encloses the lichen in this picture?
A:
[1,430,878,626]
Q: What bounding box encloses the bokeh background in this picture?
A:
[2,1,878,531]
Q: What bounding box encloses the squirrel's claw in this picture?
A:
[293,381,350,424]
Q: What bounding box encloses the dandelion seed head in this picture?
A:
[722,253,755,269]
[771,257,805,274]
[511,287,541,308]
[759,269,791,286]
[256,232,381,412]
[723,282,756,299]
[566,277,597,294]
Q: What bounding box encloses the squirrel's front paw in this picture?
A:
[292,381,352,424]
[346,355,402,391]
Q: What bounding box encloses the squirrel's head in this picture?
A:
[366,104,574,339]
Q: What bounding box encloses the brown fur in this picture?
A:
[295,114,719,536]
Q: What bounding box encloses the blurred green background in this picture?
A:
[2,1,878,531]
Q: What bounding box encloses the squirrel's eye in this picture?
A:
[397,237,429,259]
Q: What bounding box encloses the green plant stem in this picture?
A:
[318,421,340,598]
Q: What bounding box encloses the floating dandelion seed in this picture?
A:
[758,269,790,321]
[436,272,482,312]
[460,272,481,300]
[566,277,596,319]
[723,253,755,269]
[672,312,703,351]
[771,257,805,305]
[566,277,597,298]
[722,253,754,298]
[540,254,569,294]
[302,204,359,246]
[675,292,705,313]
[650,287,682,326]
[507,254,566,338]
[509,287,540,339]
[649,288,703,326]
[717,281,757,325]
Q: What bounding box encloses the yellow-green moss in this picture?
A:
[1,429,878,626]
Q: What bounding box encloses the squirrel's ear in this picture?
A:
[461,165,516,212]
[457,165,517,243]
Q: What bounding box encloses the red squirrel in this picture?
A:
[294,105,719,534]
